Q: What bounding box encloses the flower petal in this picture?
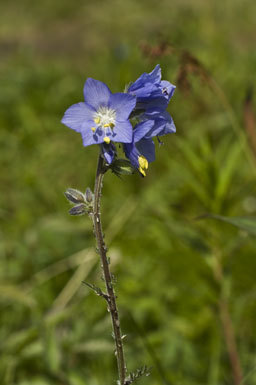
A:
[160,80,176,101]
[133,120,154,143]
[136,139,155,163]
[123,142,140,168]
[101,142,116,164]
[143,110,176,138]
[109,93,136,120]
[111,120,133,143]
[128,65,161,94]
[83,78,111,109]
[61,102,95,132]
[80,123,102,147]
[157,111,176,136]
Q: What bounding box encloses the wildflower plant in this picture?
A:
[62,65,176,384]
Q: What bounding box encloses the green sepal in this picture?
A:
[110,159,135,177]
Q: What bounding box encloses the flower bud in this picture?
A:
[85,187,93,203]
[69,203,87,216]
[64,188,85,204]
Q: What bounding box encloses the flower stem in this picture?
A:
[92,152,127,385]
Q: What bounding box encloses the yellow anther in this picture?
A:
[94,117,100,124]
[103,123,110,128]
[138,155,148,170]
[138,156,148,177]
[139,167,146,177]
[109,122,115,129]
[103,136,111,144]
[91,126,96,132]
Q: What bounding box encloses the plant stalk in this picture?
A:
[92,153,127,385]
[213,255,243,385]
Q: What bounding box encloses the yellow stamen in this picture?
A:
[138,155,148,170]
[103,123,110,128]
[138,156,148,176]
[94,117,100,124]
[103,136,110,144]
[139,167,146,177]
[109,123,115,129]
[91,126,96,132]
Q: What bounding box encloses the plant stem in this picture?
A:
[213,254,243,385]
[92,152,127,385]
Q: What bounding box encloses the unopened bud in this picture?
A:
[69,203,86,216]
[64,188,85,204]
[85,187,93,203]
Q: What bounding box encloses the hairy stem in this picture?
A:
[92,153,127,385]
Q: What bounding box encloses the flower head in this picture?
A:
[62,78,136,147]
[61,66,176,176]
[128,64,176,112]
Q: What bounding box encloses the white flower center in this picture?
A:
[91,107,116,143]
[94,106,116,129]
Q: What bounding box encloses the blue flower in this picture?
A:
[62,78,136,147]
[62,68,176,175]
[124,120,155,177]
[123,107,176,176]
[128,64,176,112]
[127,65,176,149]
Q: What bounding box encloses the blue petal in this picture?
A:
[124,142,140,168]
[109,93,136,120]
[133,120,154,142]
[101,142,116,164]
[129,65,161,94]
[143,110,176,137]
[137,97,169,111]
[80,123,102,147]
[111,120,133,143]
[149,64,162,82]
[129,83,159,98]
[136,138,155,163]
[61,102,95,132]
[160,80,176,101]
[157,111,176,136]
[83,78,111,109]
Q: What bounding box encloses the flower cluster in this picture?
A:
[62,65,176,176]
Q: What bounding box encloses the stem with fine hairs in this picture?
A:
[92,152,127,385]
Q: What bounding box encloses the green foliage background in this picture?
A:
[1,0,256,384]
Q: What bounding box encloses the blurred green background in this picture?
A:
[1,0,256,384]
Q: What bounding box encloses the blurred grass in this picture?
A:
[1,0,256,384]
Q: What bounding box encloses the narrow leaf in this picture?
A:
[198,214,256,235]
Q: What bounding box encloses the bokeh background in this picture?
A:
[1,0,256,384]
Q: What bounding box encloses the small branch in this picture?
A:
[92,153,127,385]
[124,365,151,385]
[83,281,110,302]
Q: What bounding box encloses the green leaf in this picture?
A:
[44,327,61,374]
[0,283,36,307]
[198,214,256,235]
